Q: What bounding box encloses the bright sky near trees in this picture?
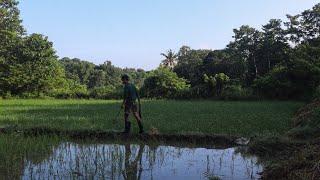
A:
[19,0,319,70]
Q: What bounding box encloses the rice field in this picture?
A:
[0,99,303,136]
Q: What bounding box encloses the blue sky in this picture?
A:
[19,0,319,70]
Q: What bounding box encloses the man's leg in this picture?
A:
[123,107,131,133]
[133,112,144,134]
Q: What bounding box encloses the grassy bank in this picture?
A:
[0,99,303,136]
[248,100,320,179]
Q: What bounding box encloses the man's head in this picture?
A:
[121,74,130,84]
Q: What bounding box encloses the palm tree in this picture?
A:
[160,49,177,70]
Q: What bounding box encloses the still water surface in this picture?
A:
[22,142,262,180]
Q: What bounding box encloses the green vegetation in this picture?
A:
[1,0,319,178]
[141,68,189,98]
[288,101,320,139]
[248,100,320,179]
[0,99,302,136]
[1,1,320,100]
[0,134,60,179]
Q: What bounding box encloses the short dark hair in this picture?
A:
[121,74,129,81]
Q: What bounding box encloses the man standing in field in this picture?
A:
[121,74,144,134]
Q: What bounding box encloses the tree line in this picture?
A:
[0,0,319,100]
[0,0,147,99]
[147,3,320,100]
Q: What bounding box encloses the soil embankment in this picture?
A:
[0,126,239,148]
[249,99,320,179]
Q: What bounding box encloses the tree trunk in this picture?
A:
[253,56,258,78]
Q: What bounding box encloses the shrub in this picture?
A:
[254,60,320,99]
[203,73,230,97]
[89,86,122,99]
[189,84,210,98]
[1,92,12,99]
[221,85,255,100]
[171,88,192,99]
[51,80,88,99]
[221,85,243,100]
[141,68,190,98]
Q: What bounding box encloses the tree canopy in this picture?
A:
[0,1,320,100]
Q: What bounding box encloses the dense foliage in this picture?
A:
[141,68,189,98]
[169,4,320,100]
[0,0,319,100]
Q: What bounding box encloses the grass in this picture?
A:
[248,100,320,179]
[0,134,61,179]
[0,99,303,136]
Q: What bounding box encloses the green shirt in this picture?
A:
[123,83,138,102]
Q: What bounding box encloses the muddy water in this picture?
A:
[21,142,262,180]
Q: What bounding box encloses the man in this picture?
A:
[122,144,144,180]
[121,74,144,134]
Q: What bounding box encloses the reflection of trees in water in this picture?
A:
[19,143,262,179]
[0,135,59,180]
[23,143,148,179]
[204,147,261,179]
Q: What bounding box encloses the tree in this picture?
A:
[260,19,290,74]
[204,73,230,97]
[160,49,178,70]
[228,25,262,84]
[0,0,24,66]
[141,68,189,98]
[0,0,24,35]
[254,59,320,99]
[88,69,106,88]
[100,61,123,87]
[294,37,320,66]
[60,57,95,85]
[0,0,24,77]
[174,48,210,86]
[177,45,191,57]
[0,34,66,96]
[285,3,320,43]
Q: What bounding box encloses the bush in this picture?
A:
[51,81,89,99]
[253,66,291,99]
[170,88,192,99]
[141,68,190,98]
[203,73,230,97]
[189,84,210,98]
[19,92,47,99]
[89,86,122,99]
[2,92,12,99]
[220,85,255,100]
[254,60,320,99]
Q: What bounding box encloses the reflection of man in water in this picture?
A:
[122,144,144,180]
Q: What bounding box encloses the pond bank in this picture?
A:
[248,99,320,179]
[0,126,240,148]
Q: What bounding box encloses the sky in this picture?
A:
[19,0,319,70]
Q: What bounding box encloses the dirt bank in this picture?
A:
[0,126,239,148]
[249,99,320,180]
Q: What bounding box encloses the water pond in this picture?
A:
[20,141,262,180]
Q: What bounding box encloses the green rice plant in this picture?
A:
[0,99,303,136]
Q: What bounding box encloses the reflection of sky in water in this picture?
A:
[22,143,262,180]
